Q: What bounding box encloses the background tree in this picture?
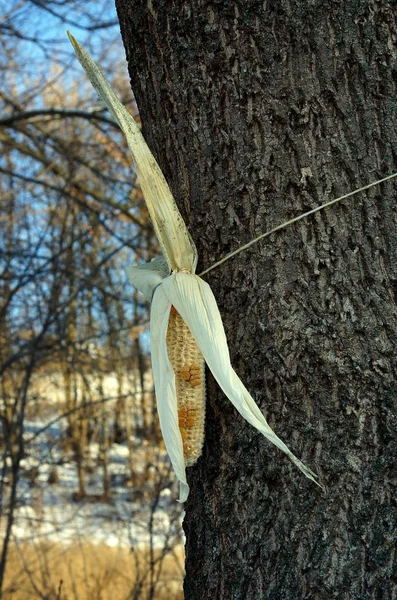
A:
[115,1,397,598]
[1,3,184,598]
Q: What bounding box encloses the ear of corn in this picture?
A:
[166,306,206,466]
[70,33,321,500]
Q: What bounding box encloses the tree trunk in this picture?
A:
[115,1,397,598]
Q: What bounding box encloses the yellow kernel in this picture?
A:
[166,305,206,465]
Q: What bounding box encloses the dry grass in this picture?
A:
[2,540,184,599]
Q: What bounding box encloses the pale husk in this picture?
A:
[68,32,197,274]
[150,284,189,502]
[162,272,320,486]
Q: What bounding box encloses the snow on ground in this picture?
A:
[2,414,184,550]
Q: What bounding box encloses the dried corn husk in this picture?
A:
[69,32,320,502]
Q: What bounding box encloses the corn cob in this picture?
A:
[68,33,322,499]
[166,305,206,466]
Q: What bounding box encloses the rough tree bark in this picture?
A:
[115,1,397,598]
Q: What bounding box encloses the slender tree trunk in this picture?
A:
[115,1,397,598]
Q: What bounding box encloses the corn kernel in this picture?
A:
[166,306,206,466]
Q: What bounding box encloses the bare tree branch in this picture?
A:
[0,108,119,128]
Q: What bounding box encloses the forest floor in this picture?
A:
[3,542,184,599]
[1,411,185,599]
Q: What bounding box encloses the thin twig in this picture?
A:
[0,108,119,128]
[199,172,397,277]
